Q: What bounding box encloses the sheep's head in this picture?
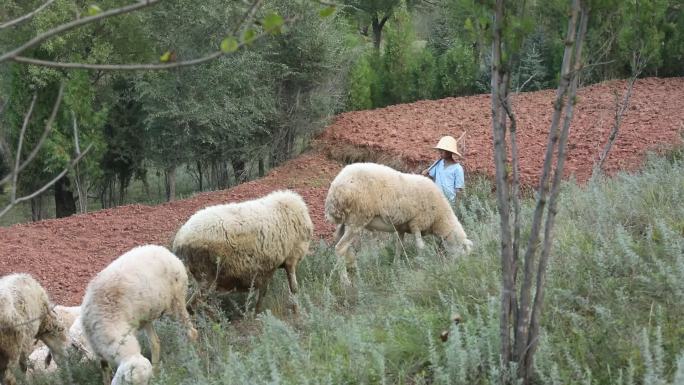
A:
[112,355,153,385]
[37,307,68,364]
[444,233,474,256]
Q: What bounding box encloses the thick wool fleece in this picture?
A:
[172,190,314,293]
[325,162,470,244]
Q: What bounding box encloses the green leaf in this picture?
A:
[464,18,474,32]
[242,28,257,44]
[160,51,171,62]
[220,37,239,53]
[319,6,336,18]
[87,4,102,16]
[262,12,284,34]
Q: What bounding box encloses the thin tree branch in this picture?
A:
[0,0,56,30]
[9,15,297,71]
[232,0,264,36]
[0,83,64,187]
[526,2,589,377]
[517,73,535,93]
[10,93,38,202]
[0,143,93,218]
[514,0,580,365]
[0,0,161,64]
[595,57,645,172]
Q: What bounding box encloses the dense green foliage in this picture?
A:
[0,0,355,215]
[18,152,684,385]
[347,0,684,110]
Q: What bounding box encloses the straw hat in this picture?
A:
[434,134,464,157]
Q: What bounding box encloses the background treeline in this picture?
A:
[346,0,683,109]
[1,0,682,223]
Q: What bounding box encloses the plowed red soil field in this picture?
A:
[1,77,683,305]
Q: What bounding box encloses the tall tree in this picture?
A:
[343,0,424,50]
[490,0,589,383]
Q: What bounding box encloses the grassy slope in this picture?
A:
[23,151,684,385]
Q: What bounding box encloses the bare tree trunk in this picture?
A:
[30,194,47,221]
[109,178,115,207]
[141,172,150,200]
[196,161,203,191]
[258,156,265,177]
[118,176,127,205]
[54,175,77,218]
[223,161,230,188]
[73,165,88,213]
[371,15,389,51]
[71,111,88,213]
[232,158,246,184]
[164,165,176,202]
[491,0,515,368]
[513,2,581,372]
[491,1,589,383]
[524,8,589,380]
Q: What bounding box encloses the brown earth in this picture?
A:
[319,77,684,185]
[1,77,682,305]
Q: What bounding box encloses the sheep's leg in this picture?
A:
[173,295,198,342]
[284,261,299,295]
[255,281,269,314]
[335,225,362,286]
[144,323,161,370]
[2,371,17,385]
[100,360,112,385]
[334,223,345,243]
[394,231,405,262]
[410,225,426,250]
[1,355,18,385]
[18,351,28,372]
[284,262,300,314]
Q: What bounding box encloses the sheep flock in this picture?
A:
[0,162,473,385]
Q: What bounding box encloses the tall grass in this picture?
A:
[20,152,684,385]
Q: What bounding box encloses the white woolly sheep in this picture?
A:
[172,189,314,313]
[81,245,198,385]
[325,162,473,283]
[0,273,67,385]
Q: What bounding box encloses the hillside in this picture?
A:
[1,77,682,305]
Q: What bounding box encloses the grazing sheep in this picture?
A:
[325,162,473,283]
[0,273,67,385]
[81,245,198,385]
[172,190,314,313]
